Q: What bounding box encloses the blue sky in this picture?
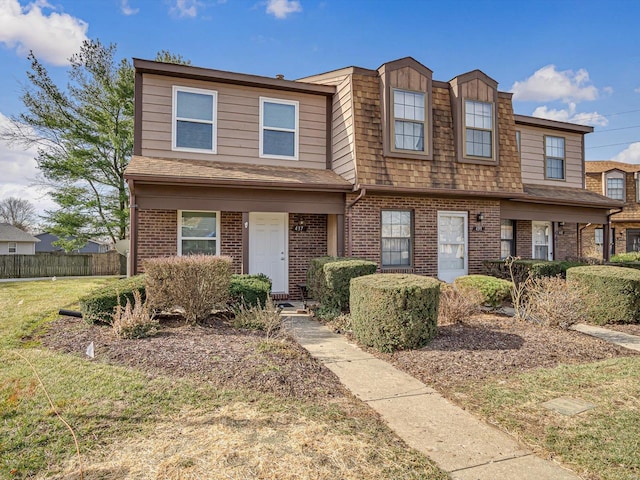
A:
[1,0,640,213]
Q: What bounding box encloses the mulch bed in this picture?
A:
[40,315,348,401]
[363,314,638,393]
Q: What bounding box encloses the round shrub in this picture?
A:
[350,274,440,352]
[453,275,512,307]
[567,265,640,325]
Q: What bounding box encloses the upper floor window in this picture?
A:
[606,177,624,200]
[8,242,17,254]
[381,210,412,267]
[393,89,425,152]
[465,100,493,158]
[545,136,565,180]
[260,97,298,160]
[172,86,217,153]
[178,211,220,256]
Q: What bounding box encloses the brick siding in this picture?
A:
[220,211,242,274]
[515,220,532,258]
[288,213,327,298]
[136,209,177,272]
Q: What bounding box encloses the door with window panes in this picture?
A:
[532,221,552,260]
[438,212,468,283]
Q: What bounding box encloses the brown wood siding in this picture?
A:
[519,125,584,188]
[587,170,640,222]
[330,76,356,182]
[140,74,327,170]
[459,79,495,103]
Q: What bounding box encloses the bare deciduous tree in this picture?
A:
[0,196,36,231]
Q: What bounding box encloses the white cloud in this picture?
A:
[0,0,88,65]
[120,0,139,15]
[612,142,640,164]
[635,87,640,94]
[170,0,199,18]
[603,86,614,95]
[511,65,599,103]
[266,0,302,19]
[532,102,608,127]
[0,113,54,216]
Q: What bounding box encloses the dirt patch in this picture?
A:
[40,315,347,401]
[604,323,640,336]
[364,314,637,394]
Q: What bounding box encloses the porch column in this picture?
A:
[337,214,345,257]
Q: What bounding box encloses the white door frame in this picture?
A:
[249,212,288,294]
[437,211,468,283]
[532,221,553,260]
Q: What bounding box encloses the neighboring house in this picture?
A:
[0,223,40,255]
[583,161,640,257]
[125,57,619,297]
[34,233,109,254]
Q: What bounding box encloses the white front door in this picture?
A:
[532,221,553,260]
[438,211,468,283]
[249,212,288,294]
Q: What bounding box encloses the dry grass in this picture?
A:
[46,402,444,480]
[112,290,158,339]
[524,276,585,329]
[437,285,483,324]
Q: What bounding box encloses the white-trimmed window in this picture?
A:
[381,210,412,267]
[260,97,298,159]
[8,242,17,254]
[595,228,604,246]
[465,100,493,158]
[178,211,220,256]
[172,86,217,153]
[545,136,565,180]
[605,171,625,200]
[393,89,426,152]
[515,130,521,156]
[500,220,515,259]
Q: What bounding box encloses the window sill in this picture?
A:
[381,266,415,274]
[458,156,497,165]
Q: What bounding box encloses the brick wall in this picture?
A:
[580,223,604,259]
[289,213,327,298]
[346,193,500,279]
[555,222,578,260]
[220,212,242,274]
[136,209,177,272]
[515,220,532,258]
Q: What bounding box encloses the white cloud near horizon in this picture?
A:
[635,86,640,94]
[0,0,88,65]
[612,142,640,164]
[0,113,54,216]
[511,65,599,103]
[170,0,199,18]
[531,102,608,127]
[266,0,301,18]
[120,0,139,16]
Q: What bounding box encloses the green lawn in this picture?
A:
[0,278,446,479]
[456,357,640,480]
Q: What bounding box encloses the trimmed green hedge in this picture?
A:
[230,274,272,309]
[79,275,146,324]
[567,265,640,325]
[611,252,640,262]
[453,275,512,307]
[350,274,440,352]
[307,257,341,301]
[483,259,586,284]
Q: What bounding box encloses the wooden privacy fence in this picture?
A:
[0,251,126,278]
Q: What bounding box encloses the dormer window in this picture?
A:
[465,100,493,158]
[393,89,425,152]
[604,170,625,200]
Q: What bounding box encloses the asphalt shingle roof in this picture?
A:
[0,223,40,242]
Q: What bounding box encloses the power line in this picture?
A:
[586,140,640,150]
[591,124,640,134]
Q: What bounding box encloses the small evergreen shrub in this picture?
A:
[112,290,158,339]
[230,274,272,309]
[483,259,586,284]
[567,265,640,325]
[453,275,512,307]
[322,259,377,314]
[307,257,341,300]
[611,252,640,262]
[350,274,440,352]
[79,275,146,324]
[144,255,232,324]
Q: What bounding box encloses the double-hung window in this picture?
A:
[173,86,217,153]
[393,89,426,152]
[260,97,298,159]
[465,100,493,158]
[381,210,412,267]
[606,176,624,200]
[545,136,565,180]
[179,211,220,256]
[500,220,515,259]
[8,242,17,254]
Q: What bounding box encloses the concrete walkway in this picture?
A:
[572,323,640,352]
[286,314,579,480]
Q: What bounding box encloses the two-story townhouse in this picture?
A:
[125,57,619,298]
[583,161,640,257]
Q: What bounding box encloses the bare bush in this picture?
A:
[524,276,585,329]
[112,290,158,339]
[233,298,282,340]
[438,285,483,325]
[144,255,232,324]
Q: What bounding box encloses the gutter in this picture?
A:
[346,187,367,256]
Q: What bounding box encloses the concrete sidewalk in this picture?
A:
[286,314,579,480]
[572,323,640,352]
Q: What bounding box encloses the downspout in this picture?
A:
[605,208,623,262]
[346,187,367,257]
[128,180,138,276]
